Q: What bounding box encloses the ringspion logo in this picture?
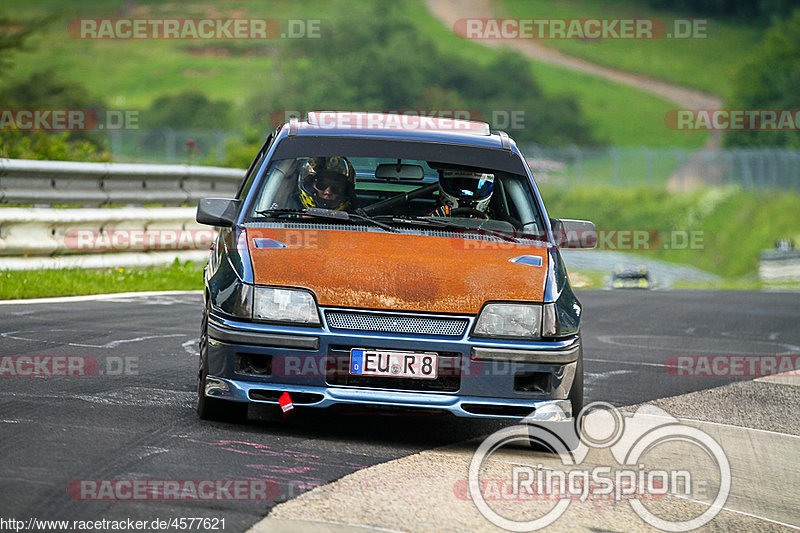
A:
[469,403,730,531]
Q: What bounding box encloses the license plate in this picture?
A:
[349,349,438,379]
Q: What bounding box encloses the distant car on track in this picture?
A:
[194,111,595,426]
[611,265,650,289]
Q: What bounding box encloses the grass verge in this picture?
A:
[540,184,800,278]
[569,270,800,291]
[0,260,203,300]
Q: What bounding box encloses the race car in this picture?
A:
[194,111,595,425]
[611,265,650,289]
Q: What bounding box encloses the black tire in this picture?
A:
[568,342,584,418]
[196,309,248,423]
[566,341,585,450]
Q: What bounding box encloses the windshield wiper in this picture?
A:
[254,207,397,232]
[374,215,521,243]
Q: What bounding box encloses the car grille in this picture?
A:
[325,310,468,337]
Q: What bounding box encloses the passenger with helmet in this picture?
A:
[297,156,356,211]
[431,169,495,218]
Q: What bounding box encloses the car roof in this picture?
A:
[281,111,512,150]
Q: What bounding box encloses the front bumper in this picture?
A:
[204,308,580,420]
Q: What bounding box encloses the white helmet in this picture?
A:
[438,170,495,212]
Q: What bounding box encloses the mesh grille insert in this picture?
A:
[326,311,467,337]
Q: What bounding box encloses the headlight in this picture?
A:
[473,303,542,338]
[253,287,320,325]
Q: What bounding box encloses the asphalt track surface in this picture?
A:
[1,290,798,531]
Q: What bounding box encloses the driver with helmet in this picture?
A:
[297,156,356,211]
[431,169,495,218]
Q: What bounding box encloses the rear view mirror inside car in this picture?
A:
[375,163,425,180]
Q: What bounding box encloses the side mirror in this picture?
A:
[197,198,241,227]
[550,218,596,249]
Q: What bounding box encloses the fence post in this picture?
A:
[570,145,582,185]
[165,128,176,162]
[608,146,619,186]
[643,146,653,185]
[215,131,226,163]
[672,148,686,191]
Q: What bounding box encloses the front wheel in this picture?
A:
[568,342,584,418]
[196,312,248,423]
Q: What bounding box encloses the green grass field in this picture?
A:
[4,0,709,148]
[522,145,713,187]
[540,185,800,277]
[408,0,708,148]
[499,0,764,100]
[0,260,203,300]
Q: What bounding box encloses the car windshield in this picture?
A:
[244,155,544,234]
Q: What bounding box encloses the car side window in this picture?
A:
[235,130,277,200]
[249,158,302,214]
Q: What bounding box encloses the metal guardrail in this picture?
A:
[759,249,800,282]
[0,158,245,206]
[0,159,242,269]
[0,206,213,270]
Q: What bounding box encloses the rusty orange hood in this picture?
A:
[246,227,548,314]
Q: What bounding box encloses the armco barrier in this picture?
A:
[0,158,245,206]
[0,250,210,271]
[0,159,244,270]
[0,207,201,256]
[0,207,214,270]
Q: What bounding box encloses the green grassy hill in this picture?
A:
[3,0,726,148]
[541,185,800,278]
[499,0,764,101]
